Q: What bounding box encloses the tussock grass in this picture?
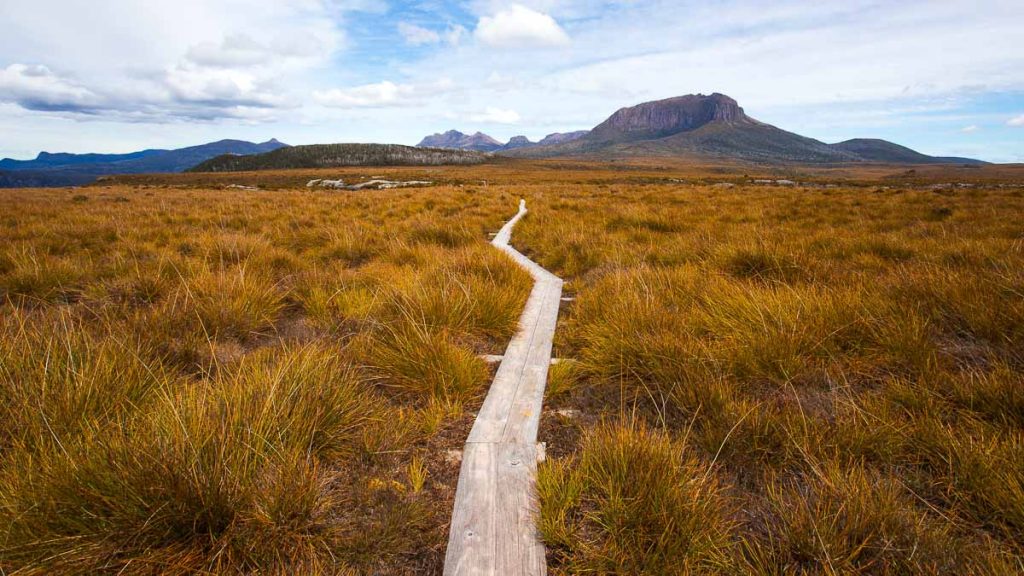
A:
[0,185,532,573]
[739,463,1005,574]
[521,184,1024,572]
[538,422,735,573]
[0,310,176,455]
[364,320,489,402]
[5,173,1022,572]
[191,265,287,339]
[1,345,391,573]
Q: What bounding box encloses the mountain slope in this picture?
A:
[0,139,289,187]
[536,131,589,146]
[502,93,982,165]
[502,136,535,150]
[506,93,855,163]
[122,139,288,173]
[0,170,101,188]
[189,143,488,172]
[832,139,987,165]
[633,121,860,163]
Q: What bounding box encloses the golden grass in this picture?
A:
[0,185,532,574]
[520,183,1024,573]
[2,168,1023,573]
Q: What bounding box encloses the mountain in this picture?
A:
[0,149,164,171]
[506,93,856,163]
[189,143,488,172]
[831,138,987,165]
[502,93,985,165]
[417,130,503,152]
[502,136,535,150]
[587,93,749,143]
[121,139,289,173]
[416,129,589,152]
[536,131,589,146]
[0,139,289,188]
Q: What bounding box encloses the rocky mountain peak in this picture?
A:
[417,130,502,152]
[589,93,750,142]
[503,136,535,149]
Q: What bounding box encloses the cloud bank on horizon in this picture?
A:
[0,0,1022,162]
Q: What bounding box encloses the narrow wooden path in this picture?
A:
[444,200,562,575]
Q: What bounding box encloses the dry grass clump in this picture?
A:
[738,463,1011,574]
[364,320,489,402]
[1,345,393,573]
[0,310,176,455]
[190,265,287,339]
[522,183,1024,572]
[0,185,532,573]
[538,422,735,573]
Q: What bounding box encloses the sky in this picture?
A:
[1,0,1023,162]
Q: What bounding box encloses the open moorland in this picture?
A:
[0,183,532,574]
[2,161,1023,574]
[515,179,1024,573]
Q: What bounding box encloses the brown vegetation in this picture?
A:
[2,163,1023,574]
[517,182,1024,573]
[0,185,531,574]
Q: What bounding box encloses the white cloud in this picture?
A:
[163,63,283,108]
[1008,114,1024,127]
[182,32,333,69]
[469,107,521,123]
[0,64,102,112]
[0,0,349,122]
[2,0,1024,162]
[474,4,570,48]
[315,81,410,107]
[398,22,441,46]
[445,24,468,46]
[314,79,455,108]
[960,124,979,133]
[398,22,468,46]
[185,34,274,67]
[485,71,525,90]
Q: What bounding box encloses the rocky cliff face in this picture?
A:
[417,130,503,152]
[588,93,751,142]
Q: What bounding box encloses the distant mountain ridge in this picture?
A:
[190,143,488,172]
[536,131,590,146]
[0,139,288,188]
[0,149,165,171]
[831,138,983,165]
[417,131,504,152]
[416,129,589,153]
[4,93,990,187]
[500,93,987,165]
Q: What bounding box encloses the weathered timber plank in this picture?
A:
[445,443,497,574]
[495,443,545,575]
[444,200,558,576]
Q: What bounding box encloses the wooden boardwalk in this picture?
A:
[444,200,562,575]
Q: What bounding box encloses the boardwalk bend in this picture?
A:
[443,200,562,575]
